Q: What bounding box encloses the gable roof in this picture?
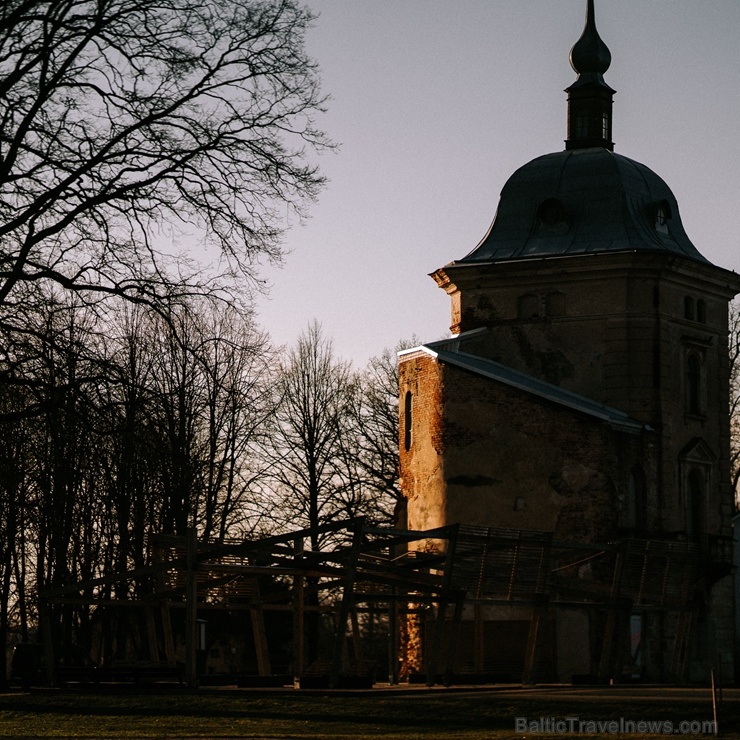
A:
[400,336,647,434]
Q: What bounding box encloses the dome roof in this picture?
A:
[463,147,708,264]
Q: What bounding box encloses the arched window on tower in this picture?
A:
[546,291,566,317]
[686,353,701,415]
[696,299,706,323]
[686,469,704,541]
[403,391,413,451]
[628,465,647,532]
[518,293,539,319]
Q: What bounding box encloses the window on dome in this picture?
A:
[655,200,672,234]
[601,112,609,140]
[536,198,569,235]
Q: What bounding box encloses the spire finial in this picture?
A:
[570,0,611,79]
[565,0,615,152]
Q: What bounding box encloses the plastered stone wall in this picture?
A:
[400,352,651,543]
[433,252,737,542]
[401,247,739,682]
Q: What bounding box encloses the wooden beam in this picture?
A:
[184,528,198,688]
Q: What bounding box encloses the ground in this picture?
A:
[0,684,737,739]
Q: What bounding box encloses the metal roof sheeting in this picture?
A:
[418,338,647,433]
[463,147,708,265]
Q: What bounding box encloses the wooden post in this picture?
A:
[330,521,364,689]
[350,609,363,662]
[152,541,176,666]
[184,527,198,688]
[249,580,271,677]
[39,597,56,688]
[444,594,465,686]
[598,547,625,682]
[670,610,694,682]
[522,596,548,685]
[292,536,304,688]
[711,668,719,736]
[160,602,176,667]
[474,604,484,674]
[387,588,398,685]
[426,525,459,687]
[146,607,160,662]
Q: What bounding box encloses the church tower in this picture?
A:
[399,1,739,683]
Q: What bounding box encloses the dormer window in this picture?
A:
[536,198,569,236]
[654,200,672,234]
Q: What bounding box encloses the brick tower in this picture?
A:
[399,0,739,683]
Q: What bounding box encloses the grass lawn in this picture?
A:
[0,685,737,739]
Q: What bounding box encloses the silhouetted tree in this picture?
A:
[269,321,358,548]
[347,339,419,527]
[729,300,740,508]
[0,0,329,309]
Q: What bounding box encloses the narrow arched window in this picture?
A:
[546,292,566,317]
[686,469,704,540]
[684,296,694,320]
[518,293,539,319]
[628,466,647,531]
[686,354,701,415]
[696,300,706,324]
[403,391,413,451]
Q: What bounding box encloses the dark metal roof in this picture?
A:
[404,338,647,434]
[461,147,709,265]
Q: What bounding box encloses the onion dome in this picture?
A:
[461,148,708,264]
[570,0,611,79]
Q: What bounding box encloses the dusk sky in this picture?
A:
[254,0,740,366]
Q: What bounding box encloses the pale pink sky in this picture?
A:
[250,0,740,365]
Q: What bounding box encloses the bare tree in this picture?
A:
[0,0,329,308]
[0,384,34,685]
[192,305,276,542]
[269,321,358,549]
[729,300,740,509]
[347,339,419,528]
